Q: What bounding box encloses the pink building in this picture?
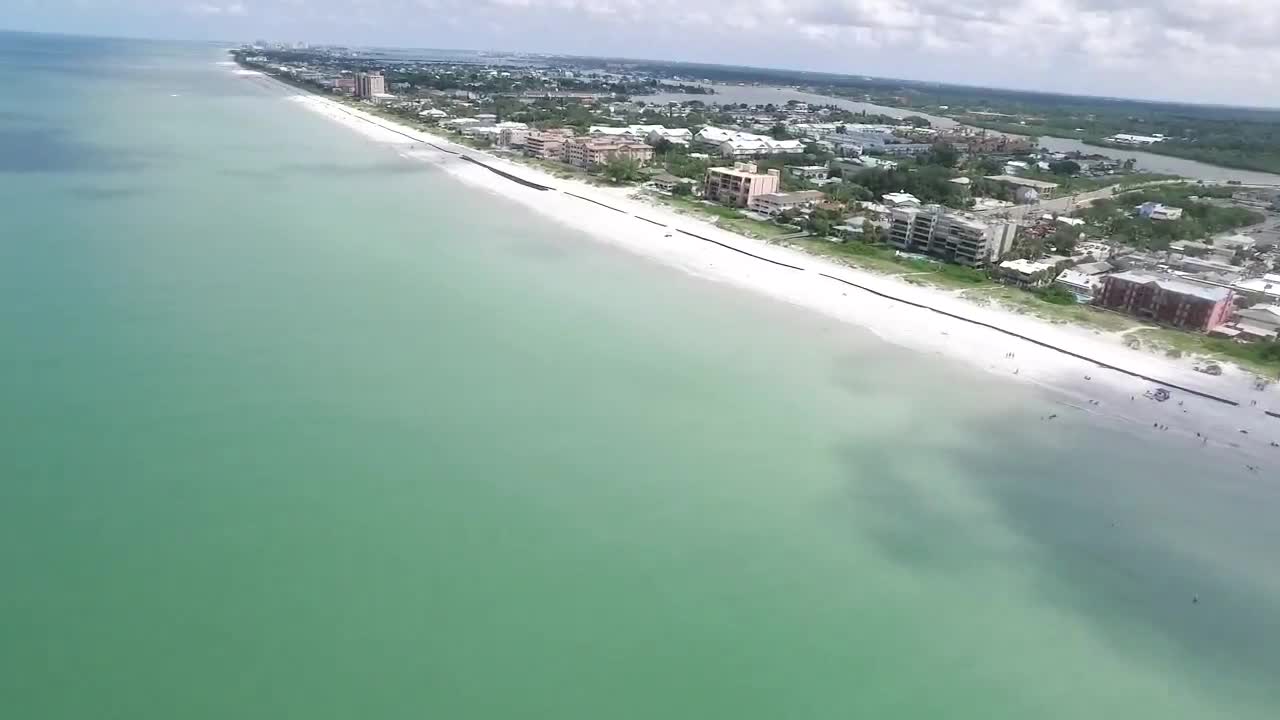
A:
[703,162,781,208]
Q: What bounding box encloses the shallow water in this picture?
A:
[2,32,1279,719]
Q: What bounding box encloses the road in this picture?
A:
[973,179,1183,222]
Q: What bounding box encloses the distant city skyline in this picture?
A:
[5,0,1279,107]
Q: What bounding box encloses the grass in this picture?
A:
[654,194,798,239]
[783,238,1004,290]
[962,286,1142,332]
[1131,329,1280,377]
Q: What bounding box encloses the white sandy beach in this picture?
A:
[237,70,1280,460]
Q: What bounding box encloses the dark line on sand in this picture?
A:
[817,272,1239,406]
[459,156,553,191]
[563,192,626,213]
[675,229,806,271]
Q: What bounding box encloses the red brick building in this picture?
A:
[1097,271,1234,332]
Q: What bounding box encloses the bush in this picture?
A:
[1033,285,1078,305]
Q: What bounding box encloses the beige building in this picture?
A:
[703,162,781,208]
[889,205,1018,267]
[524,129,577,160]
[563,138,654,168]
[354,71,385,99]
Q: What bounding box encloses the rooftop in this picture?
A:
[1108,271,1234,302]
[984,175,1061,190]
[1000,259,1056,275]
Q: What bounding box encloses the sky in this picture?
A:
[7,0,1280,106]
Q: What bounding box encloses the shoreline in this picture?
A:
[234,66,1280,458]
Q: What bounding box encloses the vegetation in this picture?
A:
[1073,184,1264,250]
[602,156,644,184]
[656,194,798,239]
[1134,330,1280,376]
[834,163,968,206]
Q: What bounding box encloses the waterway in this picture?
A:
[645,84,1280,185]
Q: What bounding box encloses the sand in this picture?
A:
[235,70,1280,460]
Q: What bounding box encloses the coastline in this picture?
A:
[234,66,1280,457]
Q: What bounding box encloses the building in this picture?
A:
[588,124,664,140]
[750,190,825,216]
[881,192,921,208]
[1106,133,1165,145]
[646,128,694,146]
[650,174,692,193]
[564,137,654,168]
[787,165,830,181]
[1073,261,1114,276]
[703,162,781,208]
[524,130,576,160]
[1096,271,1234,332]
[877,142,934,157]
[997,259,1058,288]
[1054,269,1104,303]
[1229,305,1280,340]
[1232,188,1280,208]
[1231,273,1280,303]
[498,125,530,148]
[984,175,1060,203]
[888,206,1018,267]
[354,71,385,100]
[335,76,357,94]
[693,127,804,158]
[718,136,805,159]
[1137,202,1184,221]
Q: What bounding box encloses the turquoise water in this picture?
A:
[2,32,1279,718]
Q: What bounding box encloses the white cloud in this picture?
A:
[13,0,1280,105]
[187,1,247,15]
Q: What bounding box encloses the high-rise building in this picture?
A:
[354,72,385,99]
[888,205,1017,267]
[703,162,781,208]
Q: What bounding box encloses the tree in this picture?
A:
[1050,225,1080,254]
[670,182,692,197]
[602,156,643,184]
[1049,160,1081,175]
[653,138,675,156]
[903,115,932,128]
[770,123,792,140]
[922,143,959,168]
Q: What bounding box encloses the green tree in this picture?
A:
[770,123,793,140]
[1049,160,1082,175]
[602,156,643,184]
[922,143,960,168]
[1050,225,1080,254]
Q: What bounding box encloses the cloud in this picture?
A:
[10,0,1280,105]
[186,1,247,15]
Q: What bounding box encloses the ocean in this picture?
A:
[1,31,1278,719]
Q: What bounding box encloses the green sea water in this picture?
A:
[2,32,1278,718]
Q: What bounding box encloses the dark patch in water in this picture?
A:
[0,127,148,174]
